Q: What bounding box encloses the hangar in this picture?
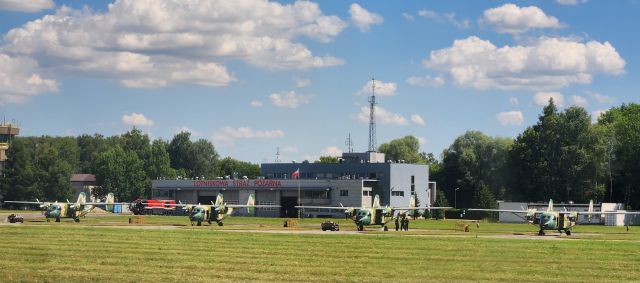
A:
[151,151,437,218]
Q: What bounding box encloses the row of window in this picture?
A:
[267,172,384,180]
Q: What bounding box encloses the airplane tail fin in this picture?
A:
[105,193,115,212]
[373,195,380,208]
[547,199,553,212]
[588,199,594,222]
[215,194,224,206]
[76,192,87,205]
[246,194,255,214]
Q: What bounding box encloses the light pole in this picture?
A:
[454,187,460,209]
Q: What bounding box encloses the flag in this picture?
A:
[291,169,300,179]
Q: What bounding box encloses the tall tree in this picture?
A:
[378,135,426,164]
[189,139,218,178]
[93,146,150,200]
[216,157,260,179]
[147,139,177,180]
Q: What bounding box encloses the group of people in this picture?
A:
[394,213,410,231]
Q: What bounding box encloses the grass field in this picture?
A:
[1,214,639,282]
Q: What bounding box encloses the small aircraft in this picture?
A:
[468,199,640,236]
[297,195,451,231]
[3,192,116,222]
[180,193,277,226]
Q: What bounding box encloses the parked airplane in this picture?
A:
[4,192,116,222]
[468,199,640,236]
[297,195,451,231]
[180,193,277,226]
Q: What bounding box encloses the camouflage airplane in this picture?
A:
[180,193,277,226]
[4,192,116,222]
[297,195,451,231]
[468,199,640,236]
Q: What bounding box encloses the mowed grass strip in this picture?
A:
[1,225,639,282]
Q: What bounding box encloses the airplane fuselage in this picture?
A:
[186,205,226,226]
[537,211,577,235]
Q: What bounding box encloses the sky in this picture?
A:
[0,0,638,164]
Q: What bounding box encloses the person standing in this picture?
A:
[395,217,399,231]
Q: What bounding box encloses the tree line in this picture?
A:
[0,130,259,202]
[378,101,640,210]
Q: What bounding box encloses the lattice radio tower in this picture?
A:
[345,133,354,153]
[368,78,377,152]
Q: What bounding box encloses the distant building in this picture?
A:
[0,122,19,174]
[70,174,96,200]
[151,151,436,218]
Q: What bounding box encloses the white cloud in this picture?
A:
[509,97,520,105]
[423,36,625,90]
[349,3,383,32]
[556,0,587,5]
[212,126,285,145]
[356,106,407,125]
[534,91,564,107]
[0,0,54,12]
[591,109,607,123]
[406,75,445,87]
[417,137,427,145]
[122,113,154,127]
[482,4,562,34]
[294,77,311,88]
[250,100,263,107]
[355,80,397,96]
[175,126,201,137]
[269,91,311,108]
[571,95,588,108]
[496,111,524,126]
[402,12,415,22]
[321,146,342,157]
[418,9,470,29]
[0,0,347,91]
[411,114,425,125]
[0,53,58,104]
[588,91,615,104]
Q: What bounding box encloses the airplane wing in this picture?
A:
[3,201,44,205]
[467,209,531,213]
[576,211,640,215]
[394,206,451,210]
[295,206,354,210]
[226,204,280,208]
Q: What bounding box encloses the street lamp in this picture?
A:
[454,187,460,209]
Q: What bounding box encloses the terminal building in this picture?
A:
[151,151,437,218]
[0,122,19,175]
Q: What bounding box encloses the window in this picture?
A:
[411,175,415,194]
[362,191,372,196]
[392,191,405,197]
[303,191,330,199]
[340,190,349,197]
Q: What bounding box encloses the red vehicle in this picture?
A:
[130,199,178,215]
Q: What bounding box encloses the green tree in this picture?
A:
[168,131,193,174]
[0,138,40,201]
[216,157,260,179]
[93,146,150,200]
[378,135,426,163]
[318,156,339,163]
[147,139,177,180]
[189,139,218,178]
[77,134,108,173]
[429,191,450,219]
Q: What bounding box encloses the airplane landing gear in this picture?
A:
[538,229,545,236]
[357,224,364,231]
[383,226,388,231]
[55,217,61,223]
[565,230,572,236]
[74,218,80,223]
[46,218,50,222]
[217,222,224,226]
[197,221,202,226]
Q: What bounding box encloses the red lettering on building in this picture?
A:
[253,180,282,187]
[193,180,229,187]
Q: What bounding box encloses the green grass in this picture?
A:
[1,216,640,282]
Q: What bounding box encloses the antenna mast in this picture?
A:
[345,133,354,153]
[368,77,377,152]
[275,147,281,163]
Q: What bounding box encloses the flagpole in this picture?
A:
[297,173,301,219]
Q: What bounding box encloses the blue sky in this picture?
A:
[0,0,638,164]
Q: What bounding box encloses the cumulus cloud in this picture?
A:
[294,77,311,88]
[418,9,470,29]
[0,0,347,91]
[250,100,263,107]
[349,3,383,32]
[406,75,445,87]
[591,109,607,123]
[269,91,311,108]
[571,95,588,107]
[588,91,615,104]
[496,111,524,126]
[356,106,407,125]
[321,146,342,157]
[0,0,54,12]
[212,126,285,145]
[355,80,397,96]
[122,113,154,127]
[534,91,564,107]
[411,114,425,125]
[509,97,520,105]
[423,36,625,91]
[402,12,415,22]
[482,4,562,34]
[0,53,58,104]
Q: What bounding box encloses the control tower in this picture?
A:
[0,122,19,173]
